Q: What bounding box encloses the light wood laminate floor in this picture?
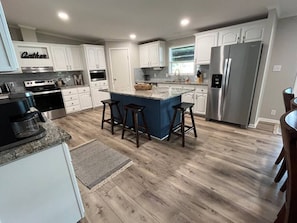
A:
[53,108,285,223]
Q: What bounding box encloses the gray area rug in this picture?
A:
[70,140,132,189]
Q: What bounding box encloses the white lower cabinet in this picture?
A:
[0,143,84,223]
[194,86,208,115]
[62,87,93,113]
[90,81,110,107]
[181,89,195,104]
[62,88,81,114]
[179,85,208,115]
[78,87,93,110]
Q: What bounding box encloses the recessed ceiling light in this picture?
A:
[58,11,69,21]
[180,18,190,27]
[130,34,136,40]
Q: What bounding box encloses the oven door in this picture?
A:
[32,90,66,119]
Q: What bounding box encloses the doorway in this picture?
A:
[109,48,132,90]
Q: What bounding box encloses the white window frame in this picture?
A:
[169,44,195,76]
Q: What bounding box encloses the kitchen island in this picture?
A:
[109,86,194,139]
[0,120,84,223]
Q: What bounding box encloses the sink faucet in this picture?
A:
[174,69,181,81]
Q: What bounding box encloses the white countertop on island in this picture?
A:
[107,86,195,100]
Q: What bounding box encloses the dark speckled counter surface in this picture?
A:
[0,120,71,166]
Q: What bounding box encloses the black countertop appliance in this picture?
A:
[0,98,46,152]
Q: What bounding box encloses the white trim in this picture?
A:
[258,117,280,124]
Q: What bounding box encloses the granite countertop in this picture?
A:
[107,86,195,100]
[60,85,89,89]
[0,120,71,166]
[135,80,209,86]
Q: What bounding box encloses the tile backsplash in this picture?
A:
[0,71,83,93]
[134,65,209,83]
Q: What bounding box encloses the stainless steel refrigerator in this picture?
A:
[206,41,262,128]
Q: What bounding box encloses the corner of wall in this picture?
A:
[249,9,279,126]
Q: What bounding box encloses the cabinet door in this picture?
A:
[92,90,110,107]
[85,47,99,70]
[67,46,83,71]
[79,93,93,110]
[241,22,265,43]
[218,27,241,46]
[51,46,68,71]
[149,43,160,67]
[194,32,218,64]
[0,2,19,72]
[139,44,149,68]
[0,143,84,223]
[182,92,194,104]
[195,93,207,115]
[97,47,106,69]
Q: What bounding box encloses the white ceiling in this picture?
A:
[1,0,297,43]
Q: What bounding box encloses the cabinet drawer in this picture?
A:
[65,99,80,107]
[63,94,79,102]
[65,105,81,114]
[90,81,108,88]
[77,87,90,94]
[62,88,78,96]
[195,86,208,93]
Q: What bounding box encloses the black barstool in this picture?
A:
[121,103,151,147]
[167,102,197,147]
[101,99,123,134]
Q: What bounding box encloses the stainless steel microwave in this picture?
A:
[89,70,106,81]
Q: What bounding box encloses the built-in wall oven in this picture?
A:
[89,70,106,81]
[24,80,66,119]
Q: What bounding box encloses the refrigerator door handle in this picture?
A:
[222,58,231,116]
[225,58,232,93]
[222,58,229,100]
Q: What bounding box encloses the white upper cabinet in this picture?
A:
[0,2,19,72]
[194,19,266,64]
[82,45,106,70]
[218,20,266,46]
[194,32,218,65]
[51,45,83,71]
[241,22,265,43]
[139,41,165,68]
[218,27,241,46]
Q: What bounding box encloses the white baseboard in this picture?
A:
[258,117,280,125]
[257,117,281,135]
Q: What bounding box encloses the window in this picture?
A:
[169,45,195,75]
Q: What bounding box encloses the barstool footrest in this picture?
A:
[171,125,195,136]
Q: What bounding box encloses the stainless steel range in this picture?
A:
[24,80,66,119]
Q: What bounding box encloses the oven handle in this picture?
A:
[32,90,61,95]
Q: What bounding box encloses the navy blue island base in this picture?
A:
[111,93,181,140]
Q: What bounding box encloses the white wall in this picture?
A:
[259,15,297,121]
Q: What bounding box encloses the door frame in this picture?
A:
[108,47,133,90]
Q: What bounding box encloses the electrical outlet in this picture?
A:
[271,109,276,116]
[273,65,282,72]
[154,73,157,78]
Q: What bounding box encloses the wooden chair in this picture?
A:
[274,109,297,223]
[101,99,123,134]
[274,88,294,191]
[167,102,197,147]
[121,103,151,148]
